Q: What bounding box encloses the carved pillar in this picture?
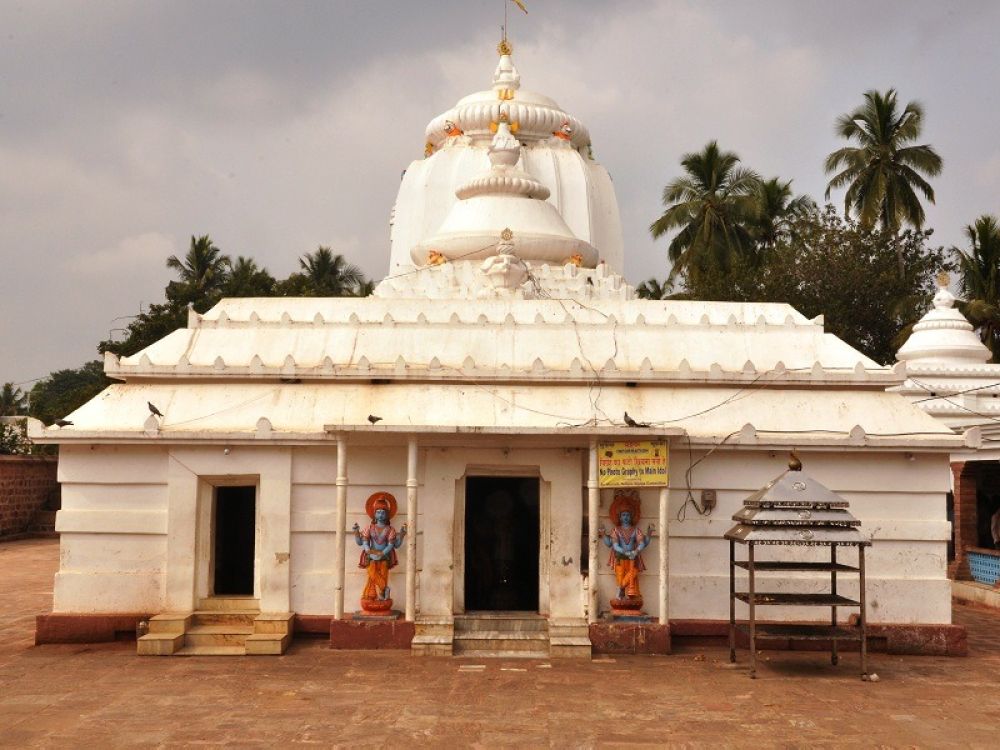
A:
[587,439,600,624]
[658,486,669,625]
[405,437,418,621]
[333,436,348,619]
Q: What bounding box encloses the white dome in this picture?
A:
[896,282,991,364]
[387,42,624,276]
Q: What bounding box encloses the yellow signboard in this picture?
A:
[598,440,669,488]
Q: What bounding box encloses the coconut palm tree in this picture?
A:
[824,89,943,270]
[750,178,815,254]
[166,235,230,308]
[635,278,671,300]
[0,383,27,416]
[222,256,276,297]
[650,141,761,282]
[955,215,1000,359]
[298,246,364,296]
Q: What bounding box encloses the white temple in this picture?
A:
[33,40,971,657]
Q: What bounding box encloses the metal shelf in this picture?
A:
[733,561,859,573]
[734,592,861,607]
[734,623,864,641]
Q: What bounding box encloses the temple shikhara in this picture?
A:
[33,37,973,659]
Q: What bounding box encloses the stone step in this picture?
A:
[454,614,548,633]
[253,612,295,635]
[137,632,184,656]
[245,632,292,655]
[191,610,258,627]
[198,597,260,611]
[455,650,550,659]
[185,625,254,648]
[148,613,192,634]
[453,632,549,653]
[175,646,246,657]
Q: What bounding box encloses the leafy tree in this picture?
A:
[99,302,188,359]
[29,361,110,426]
[165,235,231,311]
[824,89,943,272]
[0,420,32,455]
[678,205,951,364]
[954,215,1000,359]
[749,178,815,254]
[650,141,762,284]
[635,278,672,300]
[0,383,27,416]
[221,256,277,297]
[296,246,364,296]
[355,279,377,297]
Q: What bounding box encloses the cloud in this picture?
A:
[63,232,176,276]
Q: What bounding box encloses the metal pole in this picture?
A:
[333,436,348,620]
[658,486,669,626]
[748,542,757,679]
[859,545,868,679]
[831,544,839,666]
[729,539,736,663]
[587,439,600,624]
[405,438,418,622]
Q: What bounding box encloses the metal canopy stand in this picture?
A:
[725,461,871,680]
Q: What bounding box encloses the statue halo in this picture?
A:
[609,490,640,526]
[365,491,398,521]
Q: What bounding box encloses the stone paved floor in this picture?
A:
[2,538,1000,748]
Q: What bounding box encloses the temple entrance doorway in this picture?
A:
[212,485,256,595]
[464,476,540,611]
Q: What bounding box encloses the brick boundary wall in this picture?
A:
[0,455,59,540]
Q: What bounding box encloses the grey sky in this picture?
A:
[2,0,999,386]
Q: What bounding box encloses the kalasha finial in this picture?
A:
[501,228,514,242]
[936,271,950,288]
[788,452,802,471]
[497,38,512,56]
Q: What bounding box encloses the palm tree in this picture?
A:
[222,256,276,297]
[750,178,815,253]
[298,247,364,296]
[650,141,761,283]
[955,215,1000,359]
[0,383,27,416]
[166,235,230,308]
[635,278,671,300]
[824,89,943,272]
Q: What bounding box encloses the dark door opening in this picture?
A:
[464,476,539,611]
[213,485,256,595]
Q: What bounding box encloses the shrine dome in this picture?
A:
[386,40,624,276]
[896,279,991,365]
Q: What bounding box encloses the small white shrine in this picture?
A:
[893,277,1000,586]
[34,40,972,657]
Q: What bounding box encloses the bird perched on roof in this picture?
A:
[367,414,383,425]
[54,419,73,428]
[147,402,164,418]
[788,452,803,471]
[623,412,649,428]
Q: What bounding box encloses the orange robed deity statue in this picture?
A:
[353,492,407,614]
[599,492,654,613]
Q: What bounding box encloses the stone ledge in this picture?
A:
[670,619,967,657]
[329,620,415,650]
[953,580,1000,609]
[589,622,670,655]
[294,614,333,636]
[35,613,150,644]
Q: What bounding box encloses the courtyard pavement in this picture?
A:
[2,537,1000,748]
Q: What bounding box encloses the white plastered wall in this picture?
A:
[54,445,169,613]
[289,444,419,616]
[637,448,953,625]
